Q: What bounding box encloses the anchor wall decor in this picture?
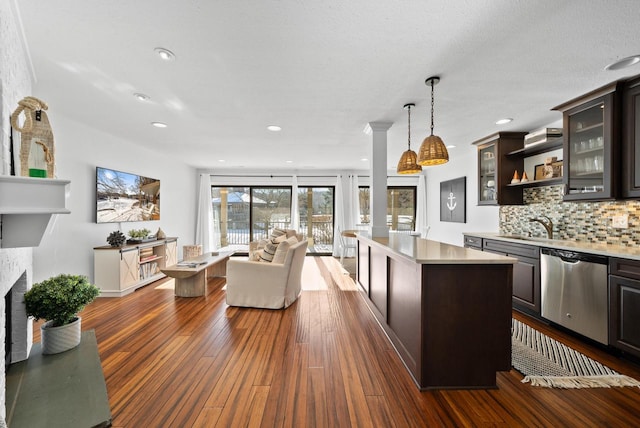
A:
[440,177,466,223]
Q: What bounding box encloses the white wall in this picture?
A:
[0,0,33,174]
[423,145,499,246]
[0,0,35,419]
[32,113,197,283]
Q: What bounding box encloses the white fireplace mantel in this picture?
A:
[0,176,70,248]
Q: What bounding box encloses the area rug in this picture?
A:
[512,318,640,389]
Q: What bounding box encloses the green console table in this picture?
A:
[6,330,111,427]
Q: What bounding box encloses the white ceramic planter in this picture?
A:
[41,316,82,354]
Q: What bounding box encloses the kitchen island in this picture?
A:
[356,233,516,390]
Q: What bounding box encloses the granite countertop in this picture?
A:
[356,233,517,265]
[465,232,640,261]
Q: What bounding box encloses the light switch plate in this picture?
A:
[612,215,629,228]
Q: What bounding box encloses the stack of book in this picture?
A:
[140,262,158,279]
[139,247,155,262]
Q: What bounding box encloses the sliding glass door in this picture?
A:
[298,187,334,253]
[211,185,334,254]
[211,187,250,247]
[250,187,292,241]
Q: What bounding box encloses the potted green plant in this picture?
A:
[127,228,153,244]
[23,274,100,355]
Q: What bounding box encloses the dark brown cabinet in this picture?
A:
[463,235,482,250]
[357,234,513,389]
[482,238,540,315]
[553,81,622,201]
[472,132,527,205]
[622,75,640,198]
[609,257,640,358]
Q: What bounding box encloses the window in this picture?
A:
[211,186,291,248]
[358,186,417,232]
[211,185,334,254]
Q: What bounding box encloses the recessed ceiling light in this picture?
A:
[218,159,225,163]
[267,125,282,132]
[285,160,293,164]
[134,93,150,102]
[446,145,456,149]
[154,47,176,61]
[151,122,167,128]
[361,158,368,162]
[495,118,513,125]
[605,55,640,71]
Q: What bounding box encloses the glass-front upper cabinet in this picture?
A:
[553,82,621,201]
[473,132,526,206]
[479,143,497,204]
[622,75,640,198]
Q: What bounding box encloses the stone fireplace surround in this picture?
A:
[0,247,33,421]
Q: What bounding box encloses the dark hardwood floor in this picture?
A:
[42,257,640,427]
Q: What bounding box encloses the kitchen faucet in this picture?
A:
[528,215,553,239]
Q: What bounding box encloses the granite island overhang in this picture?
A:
[355,233,517,390]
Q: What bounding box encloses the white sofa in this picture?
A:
[226,239,308,309]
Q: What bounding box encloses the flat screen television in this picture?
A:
[96,166,160,223]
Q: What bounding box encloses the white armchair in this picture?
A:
[226,239,308,309]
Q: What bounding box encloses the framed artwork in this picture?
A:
[440,177,466,223]
[534,160,563,180]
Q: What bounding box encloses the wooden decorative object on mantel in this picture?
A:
[10,96,55,178]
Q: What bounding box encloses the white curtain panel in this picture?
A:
[415,174,429,238]
[291,175,300,231]
[195,173,217,252]
[348,174,361,230]
[332,175,345,257]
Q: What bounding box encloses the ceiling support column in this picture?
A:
[368,121,393,238]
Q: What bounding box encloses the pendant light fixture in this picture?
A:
[418,76,449,166]
[397,103,422,174]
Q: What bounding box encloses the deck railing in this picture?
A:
[219,220,334,246]
[218,220,414,250]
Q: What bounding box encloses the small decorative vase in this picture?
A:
[41,316,82,354]
[156,227,166,239]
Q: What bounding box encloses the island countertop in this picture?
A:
[356,232,517,265]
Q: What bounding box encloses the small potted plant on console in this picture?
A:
[23,274,100,354]
[127,228,153,244]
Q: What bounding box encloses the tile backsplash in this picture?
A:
[499,185,640,246]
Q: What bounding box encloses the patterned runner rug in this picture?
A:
[512,319,640,388]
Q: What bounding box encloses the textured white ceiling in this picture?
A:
[15,0,640,171]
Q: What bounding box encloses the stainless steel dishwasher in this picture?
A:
[540,248,609,344]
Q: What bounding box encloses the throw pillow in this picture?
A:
[249,249,263,262]
[259,239,279,262]
[272,236,298,264]
[285,229,298,239]
[269,228,287,241]
[273,234,288,244]
[249,239,269,260]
